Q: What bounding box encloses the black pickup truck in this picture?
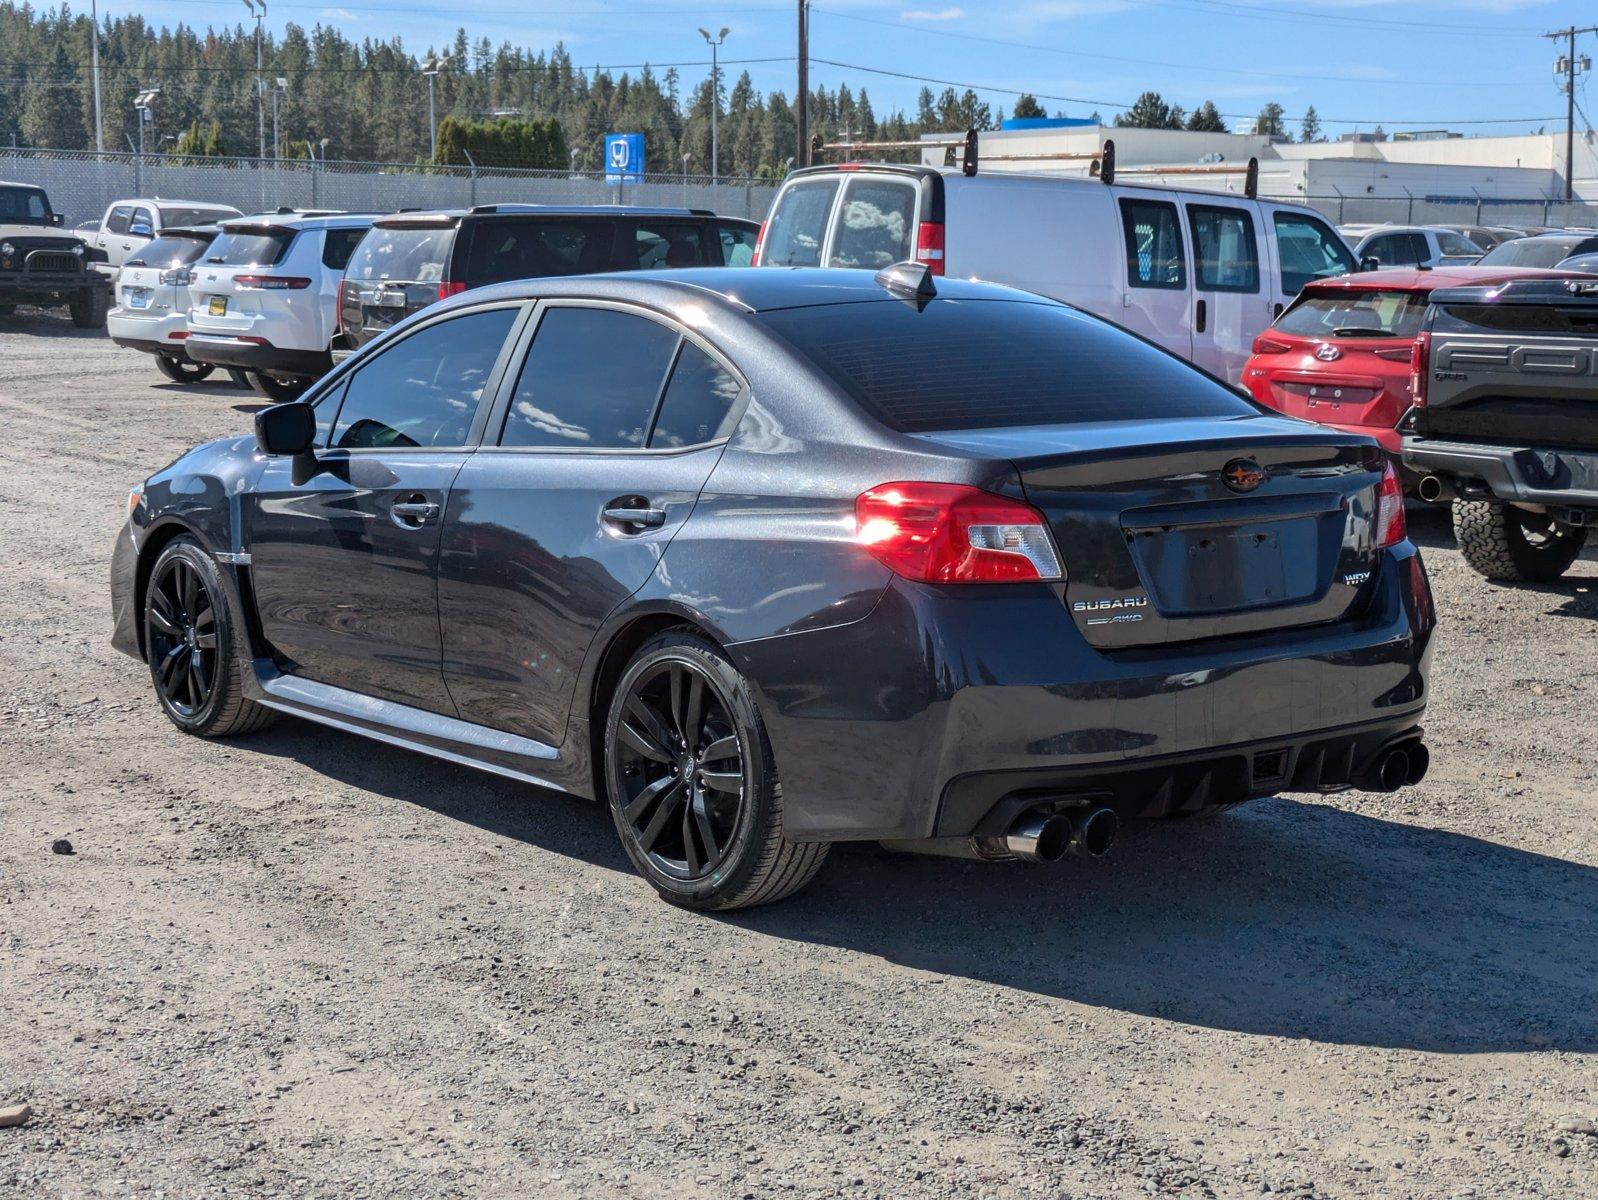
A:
[0,180,109,327]
[1403,277,1596,582]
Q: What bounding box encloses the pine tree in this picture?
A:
[1300,105,1323,144]
[1253,102,1290,141]
[1115,92,1177,130]
[1185,101,1227,133]
[21,40,87,149]
[1013,94,1046,120]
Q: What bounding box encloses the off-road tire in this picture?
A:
[68,285,109,329]
[604,629,830,911]
[249,371,310,402]
[143,537,276,738]
[1453,499,1587,583]
[155,355,215,384]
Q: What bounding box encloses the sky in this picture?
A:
[96,0,1598,139]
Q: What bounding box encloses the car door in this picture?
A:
[1186,200,1264,381]
[438,302,747,747]
[1261,206,1357,317]
[123,205,157,266]
[1115,193,1194,362]
[97,205,133,270]
[246,302,526,713]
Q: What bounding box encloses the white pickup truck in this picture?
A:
[86,198,242,276]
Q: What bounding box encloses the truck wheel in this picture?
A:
[228,368,252,389]
[155,355,215,384]
[248,372,309,402]
[1454,499,1587,583]
[68,286,109,329]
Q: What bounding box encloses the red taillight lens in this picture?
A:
[752,221,767,265]
[1409,330,1431,406]
[234,275,311,290]
[438,280,467,301]
[914,222,945,276]
[1375,460,1408,548]
[1252,334,1292,355]
[855,482,1063,584]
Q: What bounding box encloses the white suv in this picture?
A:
[184,213,374,399]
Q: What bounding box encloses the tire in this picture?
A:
[1453,499,1587,583]
[228,368,252,389]
[155,355,215,384]
[0,303,15,317]
[68,285,109,329]
[142,537,276,738]
[248,372,310,402]
[603,630,829,911]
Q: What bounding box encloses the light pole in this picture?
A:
[697,26,728,187]
[134,88,159,157]
[242,0,266,160]
[89,0,104,154]
[422,57,441,162]
[271,77,287,160]
[682,151,692,203]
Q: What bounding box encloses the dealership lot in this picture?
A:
[2,315,1597,1196]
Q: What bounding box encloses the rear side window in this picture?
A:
[1189,205,1259,292]
[127,235,211,269]
[760,179,839,267]
[827,178,917,270]
[500,307,679,449]
[1120,198,1185,289]
[1436,231,1483,258]
[650,343,742,448]
[718,222,758,267]
[1276,290,1427,339]
[330,308,516,449]
[464,218,614,284]
[208,229,295,266]
[1272,212,1355,294]
[321,228,368,271]
[628,223,704,270]
[345,226,453,283]
[759,298,1256,433]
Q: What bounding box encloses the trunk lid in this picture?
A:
[927,416,1387,648]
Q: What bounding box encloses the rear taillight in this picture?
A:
[438,280,467,301]
[855,482,1063,584]
[234,275,311,290]
[1252,334,1292,355]
[1409,330,1431,406]
[336,279,351,333]
[1375,461,1407,549]
[752,221,767,265]
[914,222,945,276]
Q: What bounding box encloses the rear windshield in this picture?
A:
[760,179,839,267]
[346,226,454,282]
[758,298,1256,433]
[207,229,295,266]
[158,206,236,228]
[1478,238,1592,268]
[126,234,212,268]
[1276,290,1428,340]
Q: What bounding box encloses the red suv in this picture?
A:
[1242,266,1589,460]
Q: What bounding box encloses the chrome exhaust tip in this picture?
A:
[1070,807,1119,858]
[1004,812,1074,863]
[1417,474,1454,503]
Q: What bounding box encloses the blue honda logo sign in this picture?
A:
[604,133,645,186]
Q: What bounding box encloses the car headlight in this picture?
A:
[126,484,145,518]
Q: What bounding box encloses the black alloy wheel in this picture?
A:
[614,657,746,881]
[155,355,215,384]
[145,553,220,719]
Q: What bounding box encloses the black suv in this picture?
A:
[335,205,760,357]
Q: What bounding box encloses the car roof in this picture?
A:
[372,204,733,227]
[434,265,1053,316]
[0,179,46,189]
[1304,265,1585,292]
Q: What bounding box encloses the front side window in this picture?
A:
[321,227,368,270]
[650,342,743,448]
[1189,205,1259,292]
[0,187,50,222]
[827,178,917,270]
[130,207,156,237]
[1275,290,1428,340]
[500,307,679,449]
[330,307,517,449]
[718,222,758,267]
[629,224,704,270]
[463,219,614,284]
[760,179,840,267]
[1272,212,1355,294]
[1120,198,1185,289]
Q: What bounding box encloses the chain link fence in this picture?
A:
[1302,192,1598,230]
[0,148,782,225]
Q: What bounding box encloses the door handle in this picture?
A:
[390,496,442,528]
[602,501,666,530]
[1195,298,1208,334]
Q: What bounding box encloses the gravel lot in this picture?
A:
[2,310,1597,1200]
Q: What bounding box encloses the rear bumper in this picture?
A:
[1402,436,1598,509]
[184,335,329,379]
[732,545,1435,843]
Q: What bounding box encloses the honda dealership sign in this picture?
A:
[605,133,645,185]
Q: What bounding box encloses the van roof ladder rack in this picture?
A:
[1105,153,1262,199]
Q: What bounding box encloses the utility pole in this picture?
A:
[243,0,266,160]
[796,0,809,167]
[89,0,104,154]
[698,27,728,187]
[1546,25,1596,202]
[423,57,441,161]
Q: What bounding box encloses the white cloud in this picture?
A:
[901,6,966,19]
[320,7,357,18]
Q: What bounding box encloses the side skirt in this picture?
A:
[245,661,574,794]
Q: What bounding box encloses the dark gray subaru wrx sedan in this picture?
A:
[110,265,1436,910]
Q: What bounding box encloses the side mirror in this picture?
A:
[1360,256,1381,272]
[254,401,317,456]
[129,222,153,238]
[48,212,63,227]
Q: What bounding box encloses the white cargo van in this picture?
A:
[754,156,1356,382]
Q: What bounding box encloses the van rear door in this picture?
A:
[1113,190,1195,363]
[758,167,941,272]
